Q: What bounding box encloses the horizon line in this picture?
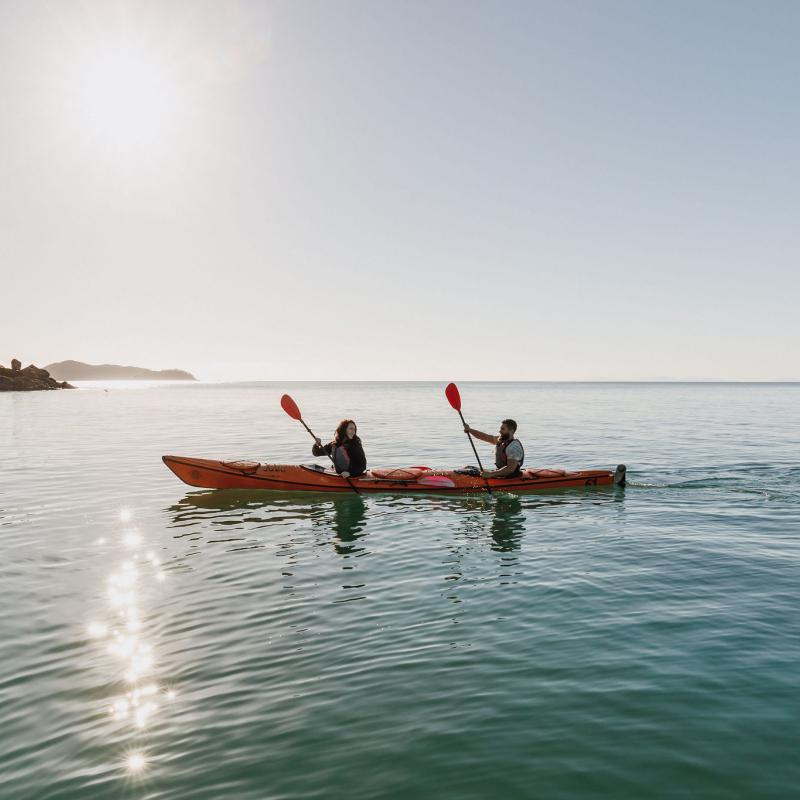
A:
[70,377,800,385]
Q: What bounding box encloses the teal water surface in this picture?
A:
[1,382,799,799]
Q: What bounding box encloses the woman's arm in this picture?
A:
[312,440,333,457]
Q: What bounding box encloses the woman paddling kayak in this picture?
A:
[312,419,367,478]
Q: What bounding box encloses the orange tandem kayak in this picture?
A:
[162,455,626,495]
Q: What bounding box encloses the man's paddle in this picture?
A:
[280,394,360,495]
[445,382,493,496]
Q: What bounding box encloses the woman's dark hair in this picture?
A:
[502,418,517,433]
[334,419,358,446]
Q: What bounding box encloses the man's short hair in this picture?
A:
[502,418,517,433]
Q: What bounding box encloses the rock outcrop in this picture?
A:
[0,359,74,391]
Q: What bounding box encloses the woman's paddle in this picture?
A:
[280,394,360,495]
[445,382,493,496]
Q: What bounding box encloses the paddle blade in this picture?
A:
[445,382,461,411]
[280,394,302,421]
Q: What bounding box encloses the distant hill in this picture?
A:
[45,360,196,381]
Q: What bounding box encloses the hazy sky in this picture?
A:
[2,0,798,380]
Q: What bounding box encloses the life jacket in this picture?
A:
[331,443,351,474]
[495,438,524,477]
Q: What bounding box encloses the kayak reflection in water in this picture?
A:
[312,419,367,478]
[462,418,525,479]
[331,495,368,556]
[490,495,525,552]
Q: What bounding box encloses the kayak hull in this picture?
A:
[162,455,626,495]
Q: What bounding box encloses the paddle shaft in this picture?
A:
[457,410,493,496]
[298,418,361,495]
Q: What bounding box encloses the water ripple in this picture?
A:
[1,383,799,798]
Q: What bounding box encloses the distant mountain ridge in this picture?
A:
[45,360,196,381]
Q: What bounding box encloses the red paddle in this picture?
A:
[445,382,493,496]
[280,394,360,495]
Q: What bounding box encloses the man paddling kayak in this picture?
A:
[462,419,525,479]
[313,419,367,478]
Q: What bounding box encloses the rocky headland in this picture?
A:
[44,360,196,381]
[0,358,75,391]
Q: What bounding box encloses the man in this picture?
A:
[463,418,525,479]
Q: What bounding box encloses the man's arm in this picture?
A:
[464,426,498,445]
[481,460,519,479]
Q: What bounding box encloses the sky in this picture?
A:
[1,0,798,381]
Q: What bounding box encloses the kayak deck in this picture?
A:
[162,455,626,494]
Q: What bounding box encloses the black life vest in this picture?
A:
[495,438,524,476]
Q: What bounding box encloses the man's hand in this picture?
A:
[463,424,471,434]
[480,470,494,479]
[314,437,322,447]
[341,471,350,479]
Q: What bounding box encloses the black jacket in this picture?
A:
[312,437,367,476]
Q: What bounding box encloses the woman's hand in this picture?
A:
[314,438,322,447]
[340,471,350,479]
[480,470,494,479]
[463,424,471,434]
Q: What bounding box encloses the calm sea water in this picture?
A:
[1,382,798,799]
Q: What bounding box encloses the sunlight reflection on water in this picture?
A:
[85,508,178,775]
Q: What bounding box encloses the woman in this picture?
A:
[312,419,367,478]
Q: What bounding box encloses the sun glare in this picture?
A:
[72,43,176,152]
[126,751,146,773]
